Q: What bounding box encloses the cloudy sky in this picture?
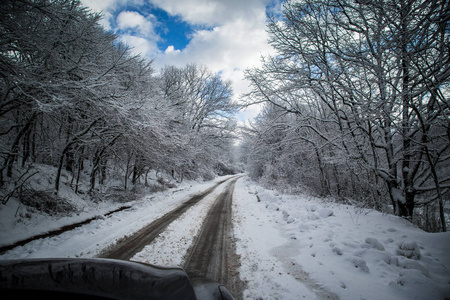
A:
[80,0,282,123]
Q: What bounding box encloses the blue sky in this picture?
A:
[104,2,197,51]
[80,0,283,123]
[149,8,194,51]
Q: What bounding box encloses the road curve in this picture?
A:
[183,177,245,300]
[98,177,231,260]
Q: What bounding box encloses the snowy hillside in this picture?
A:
[1,176,449,299]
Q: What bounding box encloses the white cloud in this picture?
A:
[81,0,146,13]
[120,34,159,58]
[153,5,276,121]
[80,0,281,122]
[149,0,267,26]
[164,45,181,55]
[80,0,150,35]
[80,0,118,30]
[115,11,161,60]
[80,0,119,13]
[117,11,156,37]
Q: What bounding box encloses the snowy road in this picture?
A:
[183,177,244,299]
[101,175,245,298]
[99,177,231,260]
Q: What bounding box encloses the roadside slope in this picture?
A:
[232,176,450,300]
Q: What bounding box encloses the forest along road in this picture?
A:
[98,177,232,260]
[183,177,245,300]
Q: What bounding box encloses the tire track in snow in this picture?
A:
[129,182,225,266]
[98,177,232,260]
[183,177,245,300]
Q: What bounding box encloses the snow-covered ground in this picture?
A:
[1,175,449,299]
[233,177,450,300]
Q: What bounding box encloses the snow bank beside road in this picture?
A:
[233,177,450,300]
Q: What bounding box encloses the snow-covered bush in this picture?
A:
[362,238,385,251]
[20,189,76,216]
[350,257,370,273]
[396,242,421,260]
[318,208,334,218]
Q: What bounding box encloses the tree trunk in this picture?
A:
[314,147,330,196]
[89,134,121,192]
[5,113,36,177]
[399,0,415,220]
[55,118,99,194]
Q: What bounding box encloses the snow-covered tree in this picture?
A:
[0,0,239,209]
[159,64,238,180]
[243,0,450,230]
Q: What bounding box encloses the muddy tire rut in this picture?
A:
[98,178,229,260]
[183,177,244,299]
[99,176,244,299]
